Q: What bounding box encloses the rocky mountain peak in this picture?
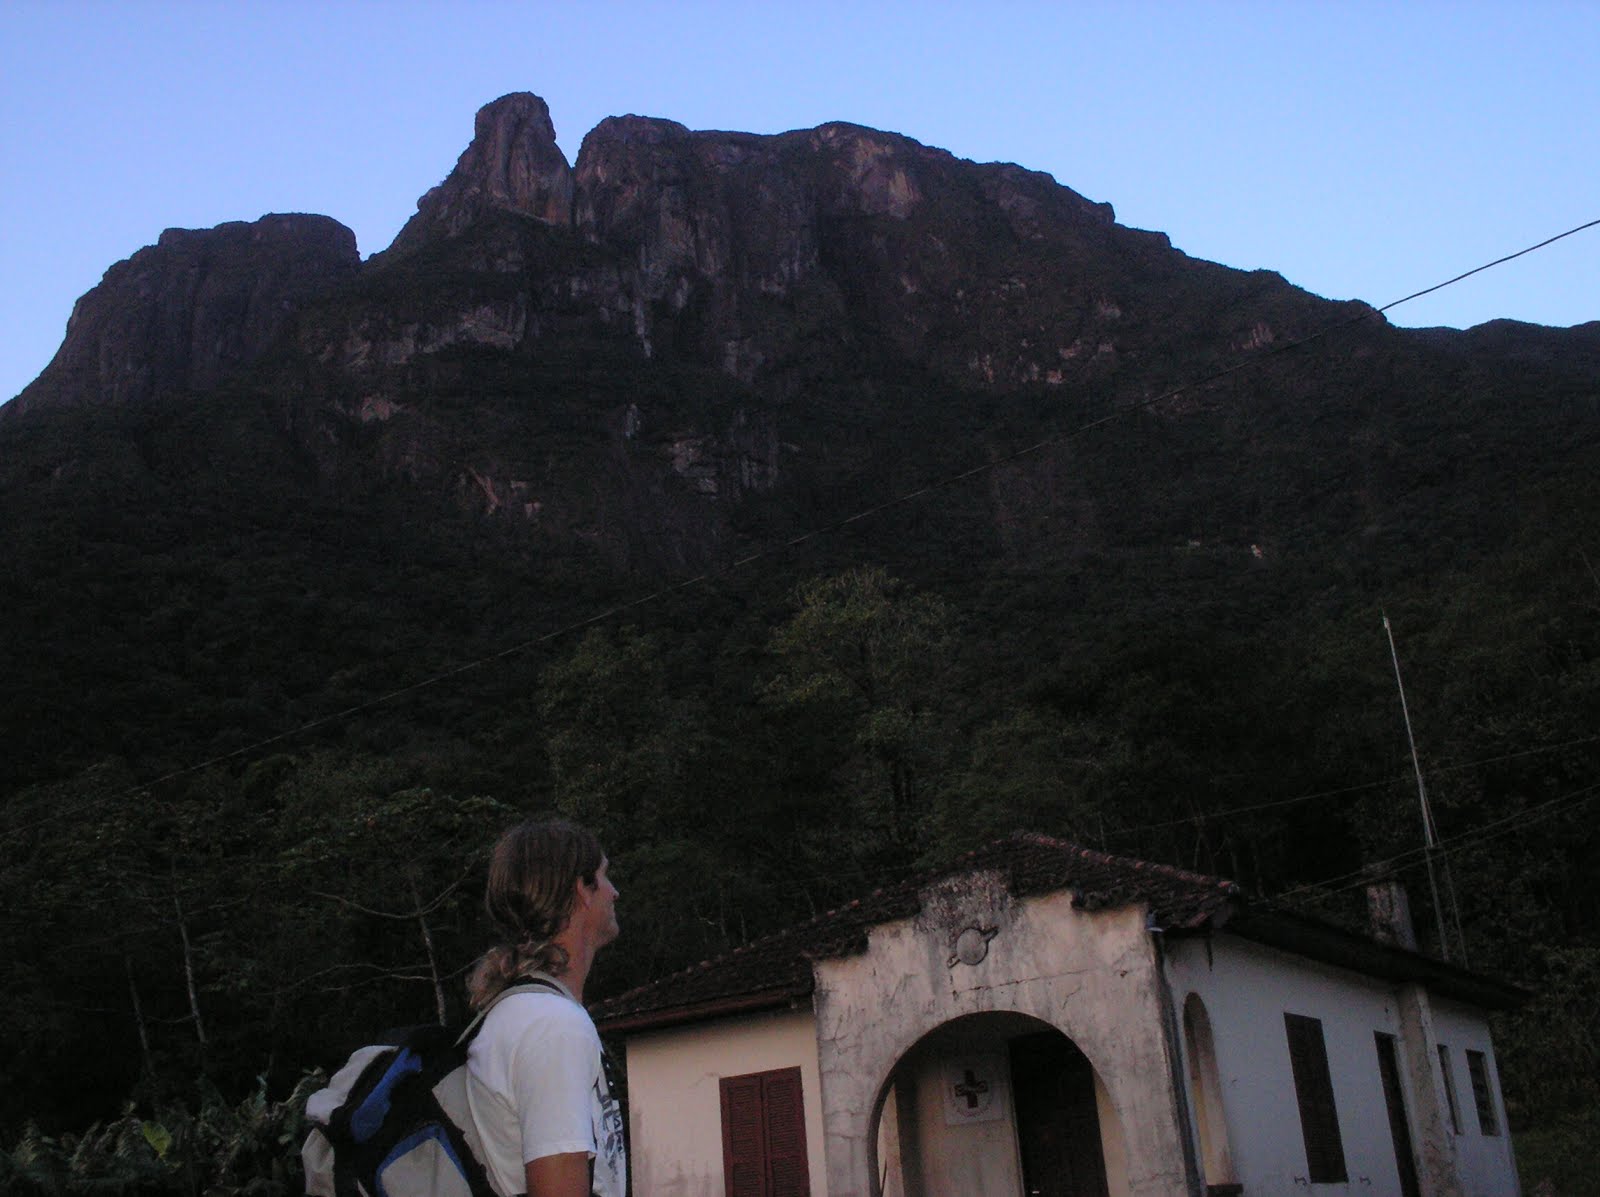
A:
[8,213,357,415]
[581,114,694,150]
[385,92,574,256]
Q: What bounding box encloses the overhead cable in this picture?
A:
[1274,780,1600,905]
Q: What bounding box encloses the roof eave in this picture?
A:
[1225,908,1529,1011]
[595,984,814,1036]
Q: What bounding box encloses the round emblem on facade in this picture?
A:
[950,925,998,967]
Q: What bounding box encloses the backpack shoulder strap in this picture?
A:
[454,974,568,1047]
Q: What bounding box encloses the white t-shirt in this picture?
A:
[466,979,626,1197]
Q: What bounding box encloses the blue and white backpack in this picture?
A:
[302,978,559,1197]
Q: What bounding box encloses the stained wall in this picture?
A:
[810,873,1194,1197]
[622,1007,827,1197]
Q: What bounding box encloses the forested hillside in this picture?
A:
[2,92,1596,1191]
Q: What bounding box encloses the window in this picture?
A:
[1437,1045,1463,1134]
[1283,1013,1347,1183]
[1183,995,1236,1188]
[720,1067,811,1197]
[1466,1050,1501,1136]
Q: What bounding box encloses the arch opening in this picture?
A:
[870,1012,1125,1197]
[1182,993,1237,1191]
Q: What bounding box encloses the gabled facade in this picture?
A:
[594,834,1522,1197]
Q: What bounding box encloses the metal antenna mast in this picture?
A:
[1382,610,1455,961]
[1581,548,1600,595]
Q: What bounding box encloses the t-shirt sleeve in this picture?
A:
[506,1002,600,1164]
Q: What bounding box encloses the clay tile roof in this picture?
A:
[592,832,1242,1033]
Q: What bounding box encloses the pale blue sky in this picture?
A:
[3,0,1596,404]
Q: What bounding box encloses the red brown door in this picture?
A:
[720,1067,810,1197]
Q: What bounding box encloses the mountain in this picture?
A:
[2,94,1597,1164]
[11,93,1596,567]
[9,214,359,417]
[0,93,1376,533]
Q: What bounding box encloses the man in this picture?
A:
[464,819,626,1197]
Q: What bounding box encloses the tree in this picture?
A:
[536,626,764,983]
[933,706,1112,857]
[761,567,960,864]
[538,626,713,848]
[269,753,515,1031]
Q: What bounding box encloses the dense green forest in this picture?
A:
[2,336,1598,1192]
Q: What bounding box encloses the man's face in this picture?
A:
[585,856,621,946]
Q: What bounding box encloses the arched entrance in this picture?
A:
[871,1012,1127,1197]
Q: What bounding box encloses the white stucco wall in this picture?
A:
[622,1007,827,1197]
[812,882,1193,1197]
[1430,996,1519,1195]
[1163,934,1519,1197]
[617,892,1517,1197]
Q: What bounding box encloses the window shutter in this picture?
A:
[720,1068,811,1197]
[721,1074,768,1197]
[762,1069,811,1197]
[1284,1013,1348,1183]
[1465,1050,1500,1136]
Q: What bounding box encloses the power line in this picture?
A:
[1105,778,1399,835]
[1101,730,1600,836]
[24,848,936,974]
[1371,219,1600,315]
[1274,779,1600,905]
[4,216,1597,844]
[38,771,1600,985]
[27,763,1600,981]
[18,720,1600,959]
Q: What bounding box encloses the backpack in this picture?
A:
[302,977,560,1197]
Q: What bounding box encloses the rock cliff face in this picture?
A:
[563,115,1147,385]
[16,91,1585,573]
[11,214,357,416]
[9,92,1362,422]
[385,92,574,257]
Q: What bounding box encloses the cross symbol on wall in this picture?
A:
[954,1069,990,1110]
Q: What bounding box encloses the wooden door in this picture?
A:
[1008,1033,1110,1197]
[1374,1033,1421,1197]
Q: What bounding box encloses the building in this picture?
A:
[593,833,1522,1197]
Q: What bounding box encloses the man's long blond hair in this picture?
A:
[467,818,603,1010]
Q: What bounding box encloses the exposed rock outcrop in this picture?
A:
[1,90,1394,577]
[9,91,1336,423]
[571,115,833,371]
[575,116,821,300]
[3,89,1595,587]
[0,92,1415,563]
[564,114,1153,387]
[385,92,574,257]
[9,214,357,416]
